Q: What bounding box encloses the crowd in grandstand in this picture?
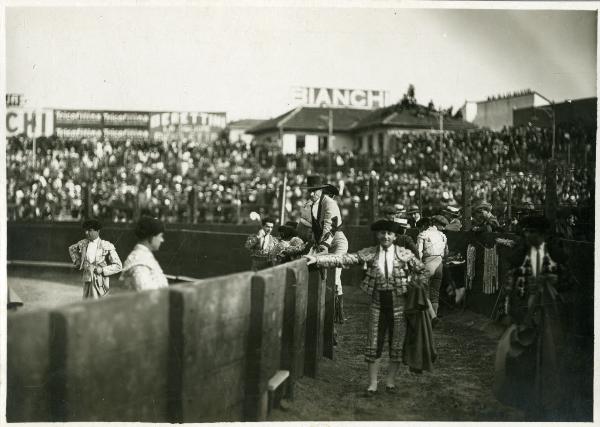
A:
[6,123,594,239]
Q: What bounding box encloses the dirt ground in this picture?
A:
[7,265,130,311]
[270,284,526,422]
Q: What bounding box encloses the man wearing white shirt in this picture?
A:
[244,217,279,271]
[68,219,122,299]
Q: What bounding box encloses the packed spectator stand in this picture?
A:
[6,123,595,240]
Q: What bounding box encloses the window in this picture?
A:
[319,135,329,152]
[296,134,306,152]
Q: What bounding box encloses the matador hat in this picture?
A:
[371,219,403,234]
[135,216,165,240]
[82,218,102,231]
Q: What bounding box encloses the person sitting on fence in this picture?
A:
[274,221,308,263]
[305,219,433,395]
[68,218,123,299]
[304,174,349,323]
[245,217,279,271]
[120,216,169,291]
[494,215,573,420]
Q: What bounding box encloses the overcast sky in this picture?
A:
[5,3,597,121]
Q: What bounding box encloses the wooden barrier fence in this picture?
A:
[7,259,335,422]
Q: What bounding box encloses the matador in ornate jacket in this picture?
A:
[68,219,122,299]
[306,219,435,395]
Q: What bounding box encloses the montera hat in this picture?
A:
[82,218,102,231]
[278,221,298,236]
[371,219,403,234]
[303,175,339,196]
[135,216,165,240]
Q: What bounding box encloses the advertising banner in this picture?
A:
[291,86,387,109]
[54,110,103,127]
[6,108,54,138]
[102,111,150,128]
[149,111,227,143]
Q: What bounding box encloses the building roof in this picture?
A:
[246,106,372,135]
[353,104,477,132]
[228,119,264,129]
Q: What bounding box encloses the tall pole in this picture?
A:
[439,110,444,175]
[327,109,333,176]
[279,171,288,224]
[551,103,556,160]
[506,171,512,222]
[32,136,37,168]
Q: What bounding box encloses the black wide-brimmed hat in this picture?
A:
[278,221,298,236]
[82,218,102,231]
[371,219,403,234]
[303,175,339,196]
[519,215,551,233]
[135,216,165,240]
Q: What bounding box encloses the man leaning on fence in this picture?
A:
[68,218,122,299]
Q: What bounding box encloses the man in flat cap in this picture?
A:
[68,218,122,299]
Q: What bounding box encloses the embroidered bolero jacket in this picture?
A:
[314,245,429,296]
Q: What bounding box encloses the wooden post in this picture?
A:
[323,268,335,360]
[281,264,308,400]
[506,171,512,222]
[544,160,558,228]
[304,268,326,378]
[368,175,379,223]
[461,168,472,231]
[279,172,288,225]
[417,169,422,214]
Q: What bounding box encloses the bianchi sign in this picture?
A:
[291,86,387,109]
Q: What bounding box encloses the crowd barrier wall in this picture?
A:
[7,258,330,422]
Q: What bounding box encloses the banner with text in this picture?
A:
[291,87,387,109]
[149,111,227,143]
[6,108,54,138]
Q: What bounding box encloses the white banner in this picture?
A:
[291,86,387,109]
[6,108,54,138]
